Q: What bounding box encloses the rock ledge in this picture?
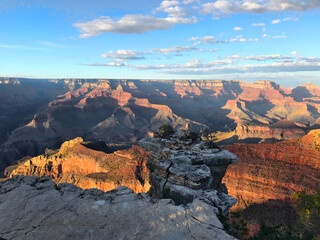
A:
[0,175,235,240]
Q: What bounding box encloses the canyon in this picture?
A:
[1,78,320,174]
[2,77,320,238]
[223,129,320,209]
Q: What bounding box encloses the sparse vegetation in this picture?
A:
[154,124,174,139]
[200,127,218,148]
[229,211,249,239]
[291,190,320,239]
[187,130,198,141]
[248,191,320,240]
[249,225,299,240]
[217,212,231,233]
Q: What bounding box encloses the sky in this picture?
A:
[0,0,320,86]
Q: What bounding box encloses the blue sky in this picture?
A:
[0,0,320,86]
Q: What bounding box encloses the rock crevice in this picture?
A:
[139,129,238,215]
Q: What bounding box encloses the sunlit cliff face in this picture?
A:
[9,138,151,193]
[223,129,320,209]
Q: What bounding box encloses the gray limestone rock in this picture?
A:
[0,176,236,240]
[139,130,238,211]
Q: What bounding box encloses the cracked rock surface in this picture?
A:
[0,176,236,240]
[138,130,238,212]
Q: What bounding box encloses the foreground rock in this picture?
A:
[8,138,151,193]
[0,176,235,240]
[223,129,320,209]
[139,129,238,215]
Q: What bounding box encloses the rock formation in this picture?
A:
[0,129,239,239]
[8,138,151,193]
[0,175,236,240]
[223,129,320,209]
[8,130,239,216]
[139,129,238,215]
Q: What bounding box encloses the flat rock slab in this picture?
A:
[0,176,236,240]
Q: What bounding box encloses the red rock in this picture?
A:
[223,129,320,209]
[9,138,151,193]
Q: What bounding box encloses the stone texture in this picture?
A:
[139,129,238,214]
[0,176,236,240]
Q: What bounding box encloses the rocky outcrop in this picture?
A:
[223,129,320,209]
[8,138,151,193]
[139,129,238,215]
[0,175,236,240]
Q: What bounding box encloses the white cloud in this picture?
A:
[134,58,233,70]
[271,19,281,24]
[188,35,258,45]
[299,57,320,62]
[201,0,320,16]
[283,17,299,21]
[252,23,266,27]
[163,59,320,75]
[74,14,197,37]
[263,33,287,39]
[233,26,243,31]
[188,36,216,45]
[183,0,197,4]
[150,46,198,54]
[158,0,180,9]
[229,54,292,61]
[86,60,130,67]
[155,1,191,18]
[101,50,149,60]
[85,53,320,77]
[292,51,299,56]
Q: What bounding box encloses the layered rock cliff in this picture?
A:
[0,175,236,240]
[8,138,151,193]
[139,129,238,215]
[223,129,320,209]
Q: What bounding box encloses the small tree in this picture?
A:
[200,127,218,148]
[154,124,174,139]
